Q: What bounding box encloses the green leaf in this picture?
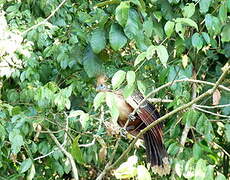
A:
[134,52,146,66]
[225,124,230,142]
[124,9,141,39]
[164,21,175,38]
[0,124,6,142]
[192,33,203,51]
[106,92,120,123]
[9,129,24,154]
[215,173,226,180]
[143,18,153,37]
[112,70,126,89]
[175,22,185,39]
[156,45,168,67]
[70,136,84,164]
[183,158,196,179]
[20,159,32,173]
[90,29,106,54]
[115,1,130,27]
[137,165,151,180]
[137,80,146,94]
[201,32,211,44]
[27,164,36,180]
[175,18,198,31]
[221,24,230,42]
[175,160,185,178]
[109,23,127,51]
[199,0,212,14]
[126,71,136,86]
[193,143,202,160]
[146,45,156,60]
[219,2,227,24]
[182,3,195,18]
[205,14,222,36]
[123,84,135,99]
[194,159,206,180]
[94,92,106,111]
[83,47,102,78]
[205,165,214,180]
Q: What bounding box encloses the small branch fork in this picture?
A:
[96,62,230,179]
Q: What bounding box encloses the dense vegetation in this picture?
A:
[0,0,230,179]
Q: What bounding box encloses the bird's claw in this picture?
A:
[128,113,136,121]
[120,128,127,137]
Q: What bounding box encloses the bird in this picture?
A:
[96,75,170,176]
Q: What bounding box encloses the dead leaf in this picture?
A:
[99,147,107,162]
[213,89,221,105]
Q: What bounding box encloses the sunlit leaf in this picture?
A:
[111,70,126,89]
[164,21,175,38]
[70,136,84,164]
[182,3,195,18]
[137,165,151,180]
[175,18,198,31]
[134,52,146,67]
[115,1,130,27]
[20,159,32,173]
[156,45,168,67]
[199,0,212,14]
[94,92,106,111]
[126,71,136,86]
[194,159,206,180]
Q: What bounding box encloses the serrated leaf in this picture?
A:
[164,21,175,38]
[112,70,126,89]
[20,159,32,173]
[70,136,84,164]
[134,52,146,66]
[90,29,106,54]
[115,1,130,27]
[146,45,156,60]
[175,18,198,31]
[126,71,136,86]
[156,45,168,67]
[183,3,195,18]
[194,159,206,180]
[192,33,203,51]
[109,23,127,51]
[137,165,151,180]
[94,92,106,111]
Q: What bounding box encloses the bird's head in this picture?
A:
[96,75,109,92]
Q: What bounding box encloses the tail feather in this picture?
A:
[143,130,170,176]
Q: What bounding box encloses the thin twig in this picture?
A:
[148,98,173,103]
[194,103,230,109]
[193,105,230,118]
[22,0,68,35]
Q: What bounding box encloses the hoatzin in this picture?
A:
[96,76,170,176]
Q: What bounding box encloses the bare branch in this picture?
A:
[193,105,230,118]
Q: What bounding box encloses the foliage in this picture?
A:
[0,0,230,179]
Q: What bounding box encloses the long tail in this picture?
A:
[143,130,170,176]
